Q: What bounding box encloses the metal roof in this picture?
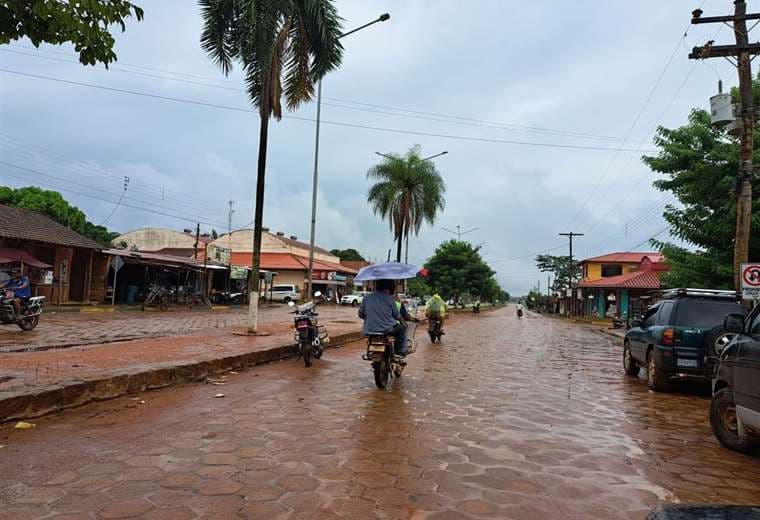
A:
[0,205,101,249]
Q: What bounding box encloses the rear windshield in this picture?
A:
[675,299,746,328]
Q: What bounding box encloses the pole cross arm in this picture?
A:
[689,43,760,59]
[692,13,760,24]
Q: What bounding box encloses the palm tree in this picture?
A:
[367,145,446,263]
[200,0,343,331]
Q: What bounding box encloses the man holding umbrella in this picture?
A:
[358,279,408,355]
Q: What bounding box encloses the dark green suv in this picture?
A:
[623,289,747,391]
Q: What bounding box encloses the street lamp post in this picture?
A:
[306,13,390,299]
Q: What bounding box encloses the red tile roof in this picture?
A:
[577,270,663,289]
[0,205,101,249]
[580,252,663,264]
[228,252,357,274]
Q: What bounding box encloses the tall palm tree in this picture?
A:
[367,145,446,263]
[200,0,343,331]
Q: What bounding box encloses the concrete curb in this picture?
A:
[0,330,363,423]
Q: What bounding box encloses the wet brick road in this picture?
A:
[1,307,759,519]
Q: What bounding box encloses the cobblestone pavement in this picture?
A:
[0,306,362,393]
[0,305,361,353]
[1,307,759,519]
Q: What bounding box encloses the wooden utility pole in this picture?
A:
[689,2,760,290]
[193,222,200,260]
[559,232,584,315]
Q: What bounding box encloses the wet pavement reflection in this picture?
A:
[1,307,758,519]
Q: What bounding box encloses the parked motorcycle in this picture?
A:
[210,290,243,306]
[142,284,173,311]
[428,316,443,343]
[288,291,329,367]
[0,290,44,331]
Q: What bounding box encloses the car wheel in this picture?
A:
[351,300,358,307]
[647,350,670,392]
[705,326,737,358]
[283,296,291,304]
[710,388,758,454]
[623,341,640,376]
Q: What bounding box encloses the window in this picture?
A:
[272,286,292,293]
[601,264,622,277]
[750,311,760,336]
[642,305,660,327]
[657,301,674,325]
[674,300,747,328]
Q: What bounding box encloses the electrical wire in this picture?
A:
[101,176,129,225]
[3,44,637,144]
[0,68,657,153]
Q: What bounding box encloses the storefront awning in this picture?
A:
[0,247,51,268]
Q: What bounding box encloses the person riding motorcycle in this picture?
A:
[516,301,524,318]
[1,267,31,319]
[425,293,447,332]
[358,279,409,356]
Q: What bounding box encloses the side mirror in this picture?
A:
[630,319,642,329]
[314,291,322,298]
[724,313,745,334]
[288,301,296,308]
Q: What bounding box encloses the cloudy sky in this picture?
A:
[0,1,735,294]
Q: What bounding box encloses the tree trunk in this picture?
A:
[396,231,403,263]
[248,116,269,332]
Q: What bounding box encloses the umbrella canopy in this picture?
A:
[354,262,420,282]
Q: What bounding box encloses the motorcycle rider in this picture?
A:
[1,267,31,319]
[358,279,407,356]
[425,293,446,333]
[516,301,524,317]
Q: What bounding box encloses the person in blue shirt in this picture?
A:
[1,267,31,318]
[358,279,408,356]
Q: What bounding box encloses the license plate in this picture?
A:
[677,358,698,368]
[368,345,386,353]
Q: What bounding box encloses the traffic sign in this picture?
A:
[741,263,760,299]
[111,255,125,272]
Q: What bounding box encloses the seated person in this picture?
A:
[1,267,31,318]
[358,279,407,356]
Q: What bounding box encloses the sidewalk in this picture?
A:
[0,311,363,422]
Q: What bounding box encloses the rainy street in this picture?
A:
[1,306,759,520]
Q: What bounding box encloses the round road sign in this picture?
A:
[742,265,760,287]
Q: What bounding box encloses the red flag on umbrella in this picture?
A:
[419,268,429,277]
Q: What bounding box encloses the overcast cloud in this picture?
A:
[0,1,734,294]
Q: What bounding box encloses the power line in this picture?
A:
[101,176,129,225]
[0,68,657,153]
[0,161,230,228]
[4,45,636,144]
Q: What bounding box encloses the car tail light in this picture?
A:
[296,319,309,329]
[662,328,675,346]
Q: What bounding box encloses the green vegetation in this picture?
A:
[0,1,143,67]
[423,240,505,302]
[0,186,117,245]
[330,248,365,261]
[367,145,446,262]
[535,254,580,293]
[643,78,760,288]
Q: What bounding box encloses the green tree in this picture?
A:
[200,0,343,331]
[0,1,143,67]
[424,240,501,301]
[330,248,364,261]
[535,254,580,292]
[211,229,218,239]
[406,277,430,298]
[643,99,760,289]
[367,145,446,262]
[0,186,118,245]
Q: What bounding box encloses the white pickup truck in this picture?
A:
[340,291,369,306]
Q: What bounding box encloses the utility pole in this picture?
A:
[227,200,235,293]
[559,232,584,315]
[194,222,200,260]
[690,2,760,290]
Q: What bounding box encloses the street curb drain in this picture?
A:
[0,330,364,423]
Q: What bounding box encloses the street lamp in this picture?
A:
[306,13,390,298]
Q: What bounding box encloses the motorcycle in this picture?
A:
[364,305,419,389]
[0,290,44,331]
[210,290,244,306]
[142,284,173,311]
[288,291,329,367]
[428,316,443,343]
[517,308,523,318]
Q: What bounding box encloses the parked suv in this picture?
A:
[623,288,747,391]
[710,307,760,454]
[269,284,300,303]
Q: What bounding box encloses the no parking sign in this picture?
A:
[741,263,760,300]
